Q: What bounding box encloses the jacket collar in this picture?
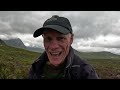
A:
[65,46,74,69]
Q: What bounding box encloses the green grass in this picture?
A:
[87,59,120,79]
[78,52,120,79]
[0,45,40,79]
[0,44,120,79]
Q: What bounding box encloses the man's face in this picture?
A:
[43,29,73,67]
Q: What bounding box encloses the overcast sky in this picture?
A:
[0,11,120,55]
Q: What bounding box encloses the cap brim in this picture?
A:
[33,25,70,38]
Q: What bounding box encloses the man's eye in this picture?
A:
[44,37,52,41]
[47,37,52,40]
[58,37,65,41]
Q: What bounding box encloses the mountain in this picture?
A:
[2,38,44,53]
[27,46,44,53]
[3,38,26,49]
[74,49,120,60]
[0,39,6,45]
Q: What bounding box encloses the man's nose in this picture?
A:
[49,40,59,50]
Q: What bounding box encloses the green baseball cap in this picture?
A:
[33,15,73,37]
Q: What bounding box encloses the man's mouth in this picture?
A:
[50,52,62,56]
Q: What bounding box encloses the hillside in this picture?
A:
[3,38,26,49]
[74,49,120,79]
[27,46,44,53]
[74,49,120,60]
[0,44,40,79]
[0,39,6,45]
[0,44,120,79]
[2,38,45,53]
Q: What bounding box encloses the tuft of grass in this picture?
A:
[87,59,120,79]
[0,45,40,79]
[1,44,120,79]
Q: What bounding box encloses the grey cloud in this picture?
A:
[63,11,120,40]
[0,11,65,36]
[0,11,111,38]
[91,41,120,49]
[1,11,120,38]
[63,11,106,39]
[98,45,120,49]
[0,11,40,35]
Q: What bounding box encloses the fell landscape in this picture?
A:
[1,11,120,79]
[0,39,120,79]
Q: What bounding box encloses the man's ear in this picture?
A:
[70,33,74,44]
[42,34,44,38]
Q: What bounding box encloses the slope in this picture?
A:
[0,44,40,79]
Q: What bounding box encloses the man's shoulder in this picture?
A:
[73,54,88,65]
[72,48,88,65]
[73,54,95,71]
[73,54,99,79]
[33,52,48,63]
[33,58,41,63]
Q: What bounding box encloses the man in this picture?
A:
[29,15,99,79]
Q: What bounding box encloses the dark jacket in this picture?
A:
[29,47,99,79]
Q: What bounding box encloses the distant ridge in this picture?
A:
[73,49,120,60]
[26,46,44,53]
[1,37,120,60]
[3,38,26,49]
[0,39,6,45]
[2,38,44,53]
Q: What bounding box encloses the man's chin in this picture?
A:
[49,59,62,66]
